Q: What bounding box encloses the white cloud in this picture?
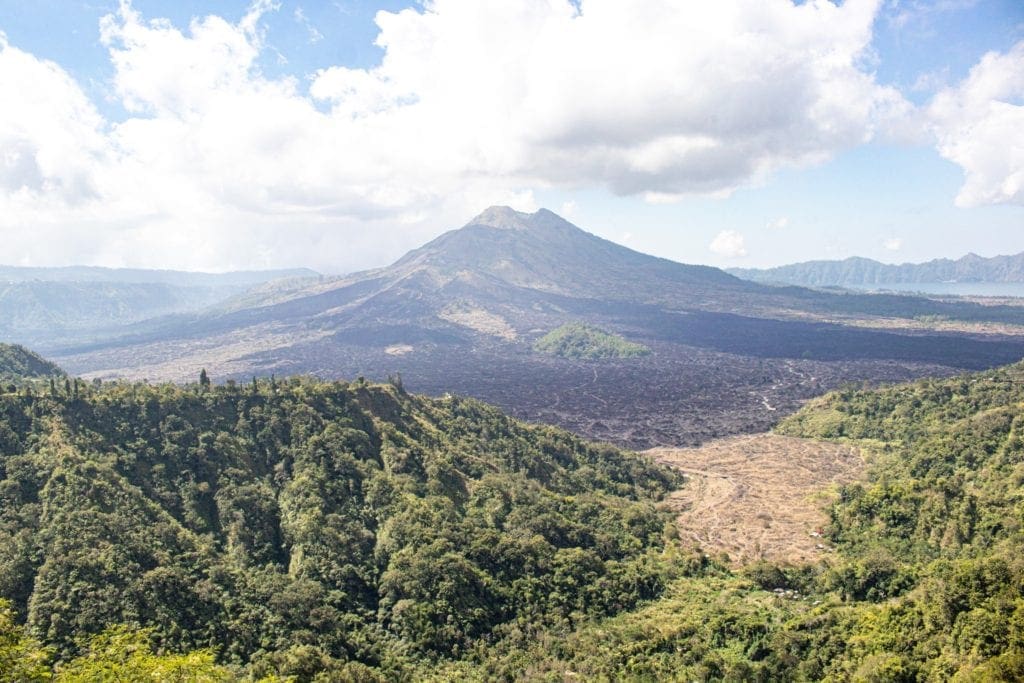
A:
[911,68,950,94]
[766,216,789,230]
[0,0,910,270]
[0,33,105,201]
[558,200,578,219]
[294,7,324,44]
[883,237,903,251]
[887,0,980,32]
[928,41,1024,207]
[709,230,747,258]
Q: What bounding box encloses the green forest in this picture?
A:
[533,323,651,360]
[0,374,677,680]
[0,344,62,382]
[1,362,1023,680]
[432,363,1024,680]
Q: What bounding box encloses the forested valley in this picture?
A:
[0,359,1023,679]
[3,0,1022,678]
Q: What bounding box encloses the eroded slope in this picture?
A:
[650,433,864,565]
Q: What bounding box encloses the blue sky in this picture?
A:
[0,0,1021,272]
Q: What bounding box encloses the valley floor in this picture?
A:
[649,433,864,566]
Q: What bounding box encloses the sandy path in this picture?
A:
[648,433,864,566]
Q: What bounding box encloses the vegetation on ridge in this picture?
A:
[0,343,62,380]
[0,374,677,679]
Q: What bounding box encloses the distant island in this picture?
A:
[729,251,1024,287]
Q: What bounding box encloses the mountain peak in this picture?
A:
[468,205,536,230]
[466,206,579,238]
[390,205,737,295]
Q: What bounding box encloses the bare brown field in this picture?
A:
[648,433,864,566]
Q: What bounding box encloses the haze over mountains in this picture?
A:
[729,251,1024,287]
[44,206,1024,448]
[0,265,319,345]
[0,265,318,286]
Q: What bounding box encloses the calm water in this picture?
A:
[844,282,1024,298]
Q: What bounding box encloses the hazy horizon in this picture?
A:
[0,202,1023,277]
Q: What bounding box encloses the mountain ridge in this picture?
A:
[729,251,1024,287]
[0,343,62,379]
[0,376,677,675]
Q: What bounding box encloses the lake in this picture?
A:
[843,282,1024,298]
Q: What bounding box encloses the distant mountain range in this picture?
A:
[728,252,1024,287]
[49,207,1024,447]
[0,265,319,345]
[0,264,318,286]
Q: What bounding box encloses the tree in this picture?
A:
[0,599,51,682]
[199,368,211,391]
[55,627,235,682]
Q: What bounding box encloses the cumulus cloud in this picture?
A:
[0,0,913,270]
[883,237,903,251]
[766,216,789,230]
[0,33,105,201]
[709,230,747,258]
[928,41,1024,207]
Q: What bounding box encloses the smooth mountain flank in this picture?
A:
[0,266,321,348]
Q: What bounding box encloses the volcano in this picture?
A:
[52,207,1024,448]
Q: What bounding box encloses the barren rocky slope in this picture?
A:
[52,207,1024,447]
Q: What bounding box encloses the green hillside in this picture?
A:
[4,364,1024,680]
[0,377,677,679]
[0,343,62,379]
[534,322,651,360]
[435,364,1024,680]
[770,365,1024,679]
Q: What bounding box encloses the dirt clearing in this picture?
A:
[648,433,864,566]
